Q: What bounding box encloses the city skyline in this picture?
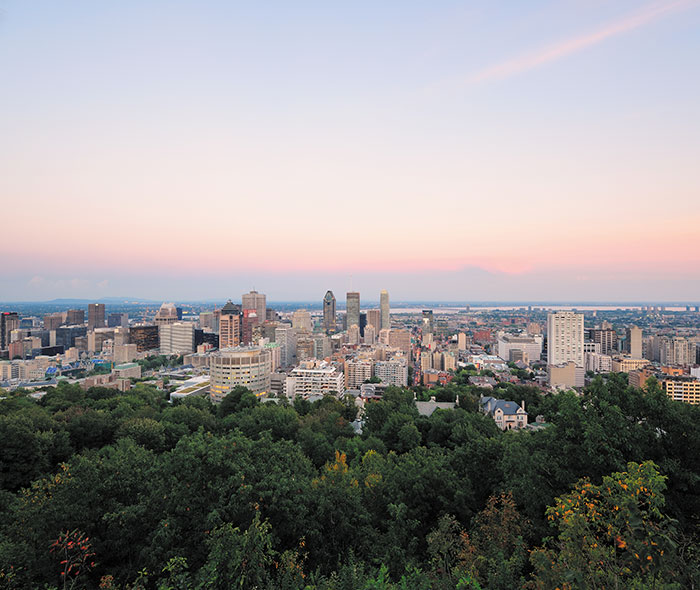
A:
[2,1,700,300]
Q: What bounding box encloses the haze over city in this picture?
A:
[2,0,700,301]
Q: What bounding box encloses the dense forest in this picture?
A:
[0,372,698,589]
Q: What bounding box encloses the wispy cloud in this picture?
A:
[468,0,699,84]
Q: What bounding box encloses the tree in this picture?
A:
[196,511,274,589]
[528,461,680,589]
[217,386,258,418]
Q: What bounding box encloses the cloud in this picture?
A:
[27,275,46,287]
[468,0,699,84]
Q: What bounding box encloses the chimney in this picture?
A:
[521,400,525,412]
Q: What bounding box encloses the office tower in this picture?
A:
[43,313,63,331]
[159,322,195,355]
[590,328,618,355]
[241,309,259,345]
[154,302,179,325]
[421,310,434,335]
[219,300,241,349]
[292,309,313,332]
[1,312,20,350]
[199,311,215,331]
[359,312,367,337]
[388,328,411,355]
[346,292,360,328]
[380,289,390,330]
[323,291,336,333]
[65,309,84,325]
[209,346,272,402]
[627,326,643,359]
[364,324,376,345]
[108,313,129,328]
[367,309,381,331]
[88,303,106,330]
[547,311,584,367]
[129,325,159,352]
[275,325,297,367]
[242,290,266,327]
[296,334,315,361]
[347,324,361,345]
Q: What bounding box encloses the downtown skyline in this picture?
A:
[2,0,700,301]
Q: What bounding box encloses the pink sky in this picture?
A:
[1,0,700,300]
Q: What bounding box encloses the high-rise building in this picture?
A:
[626,326,643,359]
[364,324,376,345]
[380,289,390,331]
[659,337,696,367]
[1,312,20,351]
[346,292,360,328]
[457,333,468,350]
[88,303,106,331]
[219,300,241,349]
[241,309,259,345]
[296,334,315,362]
[367,309,381,331]
[209,346,272,402]
[66,309,85,325]
[590,328,618,356]
[43,313,64,331]
[421,310,434,335]
[347,324,361,345]
[275,325,297,367]
[108,313,129,328]
[159,322,195,355]
[292,309,313,333]
[154,303,179,325]
[547,311,584,367]
[129,325,159,352]
[323,291,336,333]
[388,328,411,355]
[242,290,266,328]
[345,358,373,388]
[374,358,408,387]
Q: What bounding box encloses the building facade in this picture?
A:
[209,346,272,402]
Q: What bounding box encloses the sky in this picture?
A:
[1,0,700,302]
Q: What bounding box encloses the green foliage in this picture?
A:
[0,376,698,589]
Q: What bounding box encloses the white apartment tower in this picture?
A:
[380,289,390,331]
[547,311,584,367]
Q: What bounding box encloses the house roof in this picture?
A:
[493,400,526,416]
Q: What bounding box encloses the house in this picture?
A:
[480,396,528,430]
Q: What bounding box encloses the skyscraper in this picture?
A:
[323,291,336,333]
[380,289,390,330]
[627,326,643,359]
[0,312,19,351]
[88,303,105,331]
[547,311,584,367]
[242,290,266,327]
[367,309,381,331]
[421,310,434,335]
[219,300,241,349]
[154,303,178,325]
[346,292,360,328]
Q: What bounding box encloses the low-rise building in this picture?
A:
[284,360,345,399]
[480,396,528,430]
